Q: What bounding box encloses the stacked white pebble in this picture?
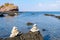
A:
[30,24,39,32]
[10,26,19,37]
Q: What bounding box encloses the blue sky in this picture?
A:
[0,0,60,11]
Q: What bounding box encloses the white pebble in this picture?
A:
[30,24,39,32]
[10,26,19,37]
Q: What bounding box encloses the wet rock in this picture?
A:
[0,14,5,17]
[55,16,60,19]
[8,12,16,16]
[42,29,46,31]
[26,22,33,26]
[44,14,60,19]
[44,14,55,16]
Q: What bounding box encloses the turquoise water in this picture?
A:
[0,12,60,40]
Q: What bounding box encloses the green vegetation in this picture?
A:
[0,5,4,9]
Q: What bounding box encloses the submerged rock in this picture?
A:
[44,14,60,19]
[55,16,60,19]
[26,22,33,26]
[44,14,55,16]
[42,29,46,31]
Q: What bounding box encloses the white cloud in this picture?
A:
[37,3,60,11]
[20,1,60,11]
[56,0,60,3]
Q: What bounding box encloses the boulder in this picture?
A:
[0,3,18,16]
[24,31,43,40]
[0,3,18,12]
[26,22,33,26]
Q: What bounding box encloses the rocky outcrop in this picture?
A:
[55,16,60,19]
[0,31,43,40]
[0,24,43,40]
[44,14,55,16]
[44,14,60,19]
[0,3,18,16]
[26,22,33,26]
[0,3,18,12]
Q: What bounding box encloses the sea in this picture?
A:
[0,12,60,40]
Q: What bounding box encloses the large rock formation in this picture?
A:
[0,3,18,16]
[0,3,18,12]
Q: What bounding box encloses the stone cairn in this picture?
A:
[0,24,43,40]
[10,26,19,37]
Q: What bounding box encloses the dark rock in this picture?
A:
[24,31,43,40]
[26,22,33,26]
[44,14,55,16]
[8,13,15,16]
[42,29,46,31]
[44,14,60,19]
[32,13,35,15]
[0,14,4,17]
[55,16,60,19]
[1,31,43,40]
[29,31,43,40]
[4,37,21,40]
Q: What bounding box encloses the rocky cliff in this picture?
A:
[0,3,18,16]
[0,3,18,12]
